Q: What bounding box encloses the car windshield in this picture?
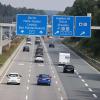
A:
[9,74,18,77]
[39,74,49,78]
[65,65,73,68]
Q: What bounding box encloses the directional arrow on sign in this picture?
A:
[39,30,43,34]
[21,30,24,33]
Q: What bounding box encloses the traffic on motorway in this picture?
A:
[0,36,99,100]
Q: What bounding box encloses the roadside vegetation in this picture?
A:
[62,0,100,61]
[0,2,45,23]
[0,37,23,67]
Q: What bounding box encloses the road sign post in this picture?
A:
[52,16,74,37]
[16,14,47,36]
[75,16,91,37]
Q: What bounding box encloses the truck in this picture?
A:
[58,53,70,66]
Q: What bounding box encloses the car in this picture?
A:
[63,65,74,73]
[49,43,55,48]
[35,39,41,45]
[6,73,22,85]
[34,57,44,63]
[26,41,32,45]
[23,46,30,52]
[37,74,51,86]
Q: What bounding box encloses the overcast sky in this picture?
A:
[0,0,75,11]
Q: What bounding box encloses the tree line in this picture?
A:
[63,0,100,57]
[0,2,45,23]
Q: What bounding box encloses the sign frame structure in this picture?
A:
[75,16,91,37]
[16,14,48,36]
[52,15,74,37]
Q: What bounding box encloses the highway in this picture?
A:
[44,38,100,100]
[0,37,100,100]
[0,37,67,100]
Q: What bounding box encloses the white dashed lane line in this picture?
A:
[88,88,93,92]
[18,63,24,66]
[27,80,30,83]
[61,96,64,100]
[81,79,85,83]
[93,94,98,98]
[25,95,28,100]
[84,83,88,87]
[75,70,98,99]
[55,81,58,84]
[27,86,29,90]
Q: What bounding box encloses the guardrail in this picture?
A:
[67,45,100,71]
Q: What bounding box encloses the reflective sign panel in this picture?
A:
[16,14,47,36]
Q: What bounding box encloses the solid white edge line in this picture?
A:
[93,94,98,98]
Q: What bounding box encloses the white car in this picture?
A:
[6,73,22,85]
[34,57,44,63]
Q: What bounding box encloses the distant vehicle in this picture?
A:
[23,46,30,52]
[49,43,55,48]
[59,53,70,66]
[34,57,44,63]
[35,39,41,45]
[63,65,74,73]
[26,37,32,44]
[37,74,51,86]
[6,73,22,85]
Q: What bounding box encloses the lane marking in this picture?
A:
[53,75,56,78]
[81,79,85,83]
[78,75,82,79]
[55,81,58,84]
[58,88,61,91]
[88,88,93,92]
[61,96,63,100]
[52,70,54,74]
[26,95,28,100]
[28,74,31,78]
[93,94,98,98]
[29,69,31,73]
[27,86,29,90]
[27,80,30,83]
[18,63,24,66]
[84,83,88,87]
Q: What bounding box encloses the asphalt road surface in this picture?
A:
[0,37,67,100]
[44,37,100,100]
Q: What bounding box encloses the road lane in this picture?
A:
[44,38,100,100]
[0,37,67,100]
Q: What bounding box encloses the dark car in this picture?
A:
[23,46,30,52]
[37,74,51,86]
[35,39,41,45]
[63,65,74,73]
[49,43,55,48]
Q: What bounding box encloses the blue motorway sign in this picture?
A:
[16,14,47,36]
[52,16,74,36]
[75,16,91,37]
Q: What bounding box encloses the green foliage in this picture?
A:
[63,0,100,58]
[0,2,45,22]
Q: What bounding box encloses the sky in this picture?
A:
[0,0,75,11]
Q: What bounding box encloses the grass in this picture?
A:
[0,37,23,67]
